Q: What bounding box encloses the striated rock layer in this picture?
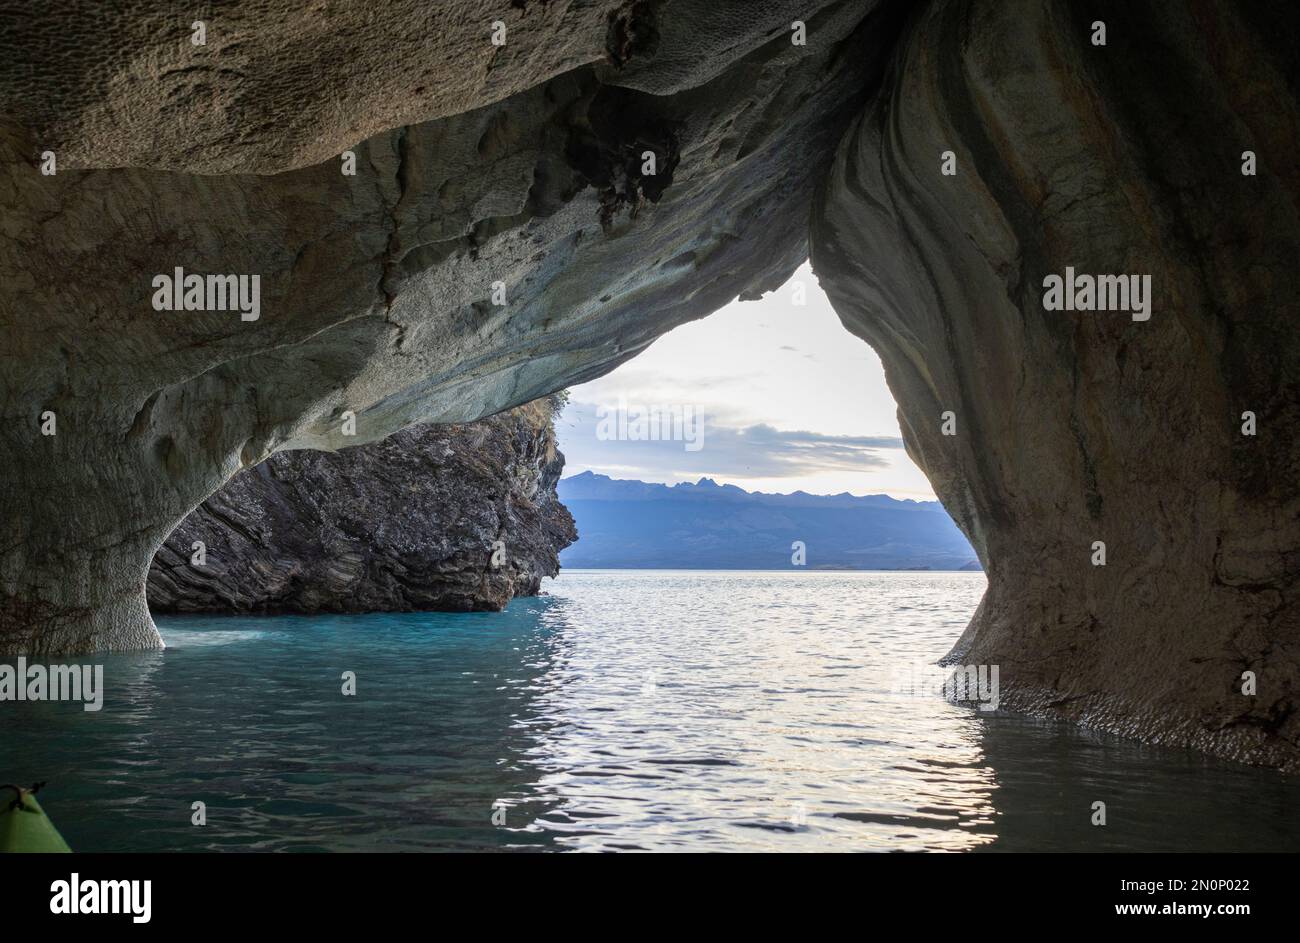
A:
[147,400,574,614]
[811,0,1300,770]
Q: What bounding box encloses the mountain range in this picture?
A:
[557,472,980,571]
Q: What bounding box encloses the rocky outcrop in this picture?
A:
[146,400,574,614]
[810,1,1300,770]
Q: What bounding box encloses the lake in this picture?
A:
[4,570,1298,851]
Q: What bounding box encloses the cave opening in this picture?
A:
[552,260,979,572]
[2,0,1297,860]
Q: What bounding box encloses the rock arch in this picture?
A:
[0,0,1296,768]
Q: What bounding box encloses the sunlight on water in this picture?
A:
[160,629,272,649]
[518,571,995,851]
[4,571,1299,852]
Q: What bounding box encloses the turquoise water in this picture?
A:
[4,570,1299,852]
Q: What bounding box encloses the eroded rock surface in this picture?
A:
[147,399,573,614]
[0,0,861,175]
[811,0,1300,770]
[0,0,895,654]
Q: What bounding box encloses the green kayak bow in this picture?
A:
[0,784,72,853]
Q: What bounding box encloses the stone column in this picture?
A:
[813,0,1300,769]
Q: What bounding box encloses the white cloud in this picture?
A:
[558,400,906,482]
[554,262,937,498]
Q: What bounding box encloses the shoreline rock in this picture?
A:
[147,399,576,615]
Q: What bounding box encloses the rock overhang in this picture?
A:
[0,0,897,653]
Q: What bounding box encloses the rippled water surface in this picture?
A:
[5,571,1299,852]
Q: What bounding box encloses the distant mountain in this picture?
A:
[557,472,981,570]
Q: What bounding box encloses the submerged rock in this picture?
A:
[147,400,575,614]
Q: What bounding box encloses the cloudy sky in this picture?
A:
[555,263,937,499]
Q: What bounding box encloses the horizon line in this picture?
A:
[560,469,940,503]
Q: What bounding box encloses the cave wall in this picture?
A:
[811,0,1300,769]
[1,0,1297,770]
[0,0,896,654]
[0,0,859,175]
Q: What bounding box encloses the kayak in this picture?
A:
[0,787,72,853]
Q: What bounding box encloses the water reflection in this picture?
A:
[505,572,1000,851]
[3,607,573,852]
[3,571,1299,852]
[975,710,1300,852]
